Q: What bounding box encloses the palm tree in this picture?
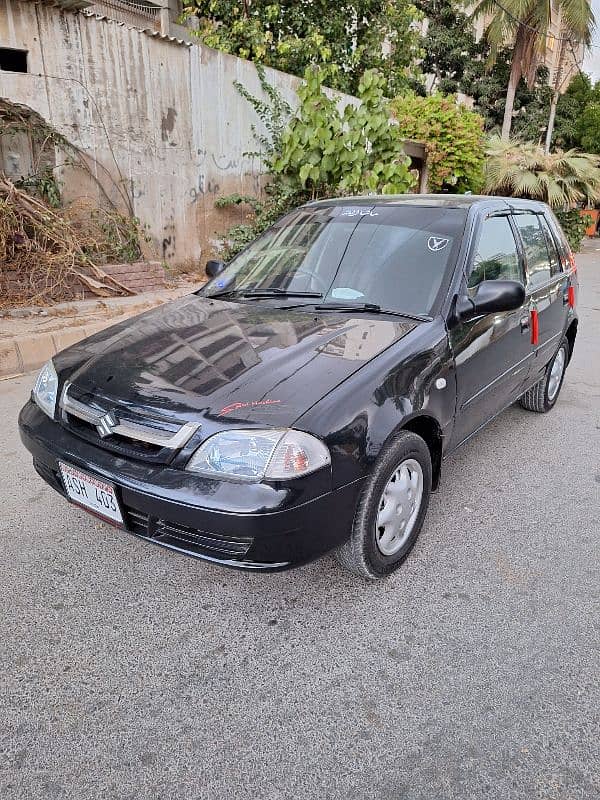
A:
[485,135,600,206]
[473,0,595,141]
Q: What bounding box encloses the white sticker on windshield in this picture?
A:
[340,207,379,217]
[331,287,364,300]
[427,236,449,252]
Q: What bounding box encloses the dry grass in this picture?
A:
[0,177,137,308]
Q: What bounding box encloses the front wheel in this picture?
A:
[335,431,432,580]
[519,337,569,413]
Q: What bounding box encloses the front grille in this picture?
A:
[126,508,149,535]
[154,520,252,556]
[59,382,201,465]
[123,506,253,560]
[64,412,167,462]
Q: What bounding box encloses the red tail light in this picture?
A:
[568,285,575,308]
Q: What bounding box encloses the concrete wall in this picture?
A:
[0,0,355,265]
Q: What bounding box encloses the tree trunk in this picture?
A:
[545,92,559,154]
[502,50,521,140]
[545,39,568,155]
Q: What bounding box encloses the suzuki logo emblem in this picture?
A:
[96,411,118,438]
[427,236,449,252]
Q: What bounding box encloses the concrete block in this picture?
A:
[15,335,56,375]
[51,328,87,354]
[0,342,21,379]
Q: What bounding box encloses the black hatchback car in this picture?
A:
[19,195,578,579]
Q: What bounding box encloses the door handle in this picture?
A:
[520,316,530,332]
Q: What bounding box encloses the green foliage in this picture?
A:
[552,73,600,154]
[88,210,152,264]
[578,103,600,154]
[213,66,300,259]
[484,136,600,208]
[552,74,598,149]
[472,0,594,139]
[233,65,292,164]
[555,209,592,252]
[391,92,485,192]
[413,2,554,140]
[465,56,552,142]
[15,169,62,208]
[413,0,486,96]
[472,0,595,78]
[214,183,299,261]
[214,66,416,259]
[182,0,423,97]
[274,68,416,196]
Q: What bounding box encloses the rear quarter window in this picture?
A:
[546,210,574,269]
[539,215,562,276]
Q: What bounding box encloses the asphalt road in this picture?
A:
[1,247,599,800]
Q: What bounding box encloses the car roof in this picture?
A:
[305,194,551,213]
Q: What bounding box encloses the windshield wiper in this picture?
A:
[207,288,323,300]
[240,289,323,298]
[311,303,431,321]
[205,289,241,299]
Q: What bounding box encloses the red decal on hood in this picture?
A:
[219,399,282,416]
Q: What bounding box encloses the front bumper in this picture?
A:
[19,401,362,571]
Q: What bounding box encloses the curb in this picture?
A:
[0,320,113,380]
[0,287,195,381]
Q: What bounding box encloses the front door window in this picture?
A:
[467,216,522,290]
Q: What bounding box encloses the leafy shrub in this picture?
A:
[215,66,417,259]
[391,93,485,193]
[485,136,600,208]
[214,184,299,262]
[274,68,416,196]
[555,210,593,252]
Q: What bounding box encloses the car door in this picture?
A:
[449,213,533,448]
[511,211,569,386]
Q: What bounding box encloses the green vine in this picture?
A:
[15,169,62,208]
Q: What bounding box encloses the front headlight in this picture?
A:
[32,359,58,419]
[186,428,331,482]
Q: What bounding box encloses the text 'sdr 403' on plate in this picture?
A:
[58,462,124,525]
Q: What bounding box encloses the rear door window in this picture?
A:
[513,213,552,288]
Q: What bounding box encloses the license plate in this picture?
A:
[58,462,124,525]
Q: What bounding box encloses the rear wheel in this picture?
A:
[335,431,432,580]
[519,338,568,413]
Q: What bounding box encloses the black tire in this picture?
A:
[335,431,432,580]
[519,337,569,413]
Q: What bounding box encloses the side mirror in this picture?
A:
[455,280,525,321]
[205,259,225,279]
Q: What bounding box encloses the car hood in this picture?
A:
[62,294,418,427]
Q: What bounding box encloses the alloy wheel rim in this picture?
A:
[375,458,423,556]
[548,346,566,402]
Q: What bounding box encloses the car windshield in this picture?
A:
[201,204,468,316]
